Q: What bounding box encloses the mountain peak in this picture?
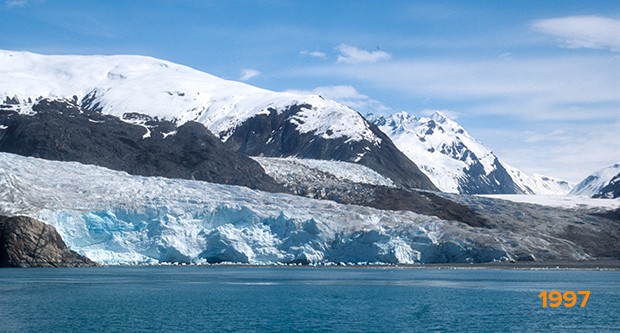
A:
[0,50,379,145]
[429,110,449,123]
[570,162,620,198]
[371,110,573,195]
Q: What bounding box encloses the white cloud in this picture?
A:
[300,50,327,59]
[532,15,620,52]
[4,0,44,7]
[476,120,620,182]
[288,54,620,181]
[239,69,260,81]
[286,85,392,114]
[336,44,391,64]
[5,0,28,7]
[294,55,620,121]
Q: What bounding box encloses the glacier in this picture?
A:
[0,152,538,265]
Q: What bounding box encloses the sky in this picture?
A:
[1,0,619,182]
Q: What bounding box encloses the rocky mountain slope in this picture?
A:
[0,50,435,191]
[570,163,620,199]
[369,111,573,194]
[1,152,618,265]
[0,99,284,193]
[252,157,488,228]
[0,215,96,267]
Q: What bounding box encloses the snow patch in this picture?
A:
[162,130,177,139]
[478,194,619,209]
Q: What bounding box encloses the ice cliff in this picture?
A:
[0,153,618,264]
[0,152,538,265]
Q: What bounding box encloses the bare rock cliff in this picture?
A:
[0,215,97,268]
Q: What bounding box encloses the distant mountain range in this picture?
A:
[368,112,573,195]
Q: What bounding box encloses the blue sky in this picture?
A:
[1,0,619,182]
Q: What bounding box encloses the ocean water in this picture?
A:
[0,267,618,332]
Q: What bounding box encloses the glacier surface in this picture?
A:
[0,152,528,265]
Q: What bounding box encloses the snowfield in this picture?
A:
[252,157,396,188]
[478,194,619,210]
[2,152,605,266]
[0,50,379,144]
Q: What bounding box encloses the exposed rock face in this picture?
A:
[369,111,574,195]
[0,99,284,193]
[223,105,438,191]
[0,215,96,267]
[571,163,620,199]
[253,157,488,228]
[0,50,438,192]
[593,174,620,199]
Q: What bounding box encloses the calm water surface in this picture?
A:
[0,266,618,332]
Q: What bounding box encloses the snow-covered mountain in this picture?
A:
[0,50,435,190]
[0,100,284,192]
[504,165,574,195]
[570,163,620,199]
[369,111,573,195]
[2,152,617,265]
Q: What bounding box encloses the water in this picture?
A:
[0,267,618,332]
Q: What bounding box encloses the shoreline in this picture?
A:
[402,259,620,270]
[23,259,616,271]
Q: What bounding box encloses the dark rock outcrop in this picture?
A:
[370,113,527,194]
[455,157,522,194]
[0,99,284,193]
[593,174,620,199]
[0,215,96,267]
[254,158,488,228]
[222,105,438,191]
[445,193,620,261]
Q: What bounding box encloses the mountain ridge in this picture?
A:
[0,49,436,191]
[368,111,573,195]
[0,98,285,192]
[571,163,620,199]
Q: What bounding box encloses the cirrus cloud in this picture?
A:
[4,0,44,8]
[299,50,327,59]
[532,15,620,52]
